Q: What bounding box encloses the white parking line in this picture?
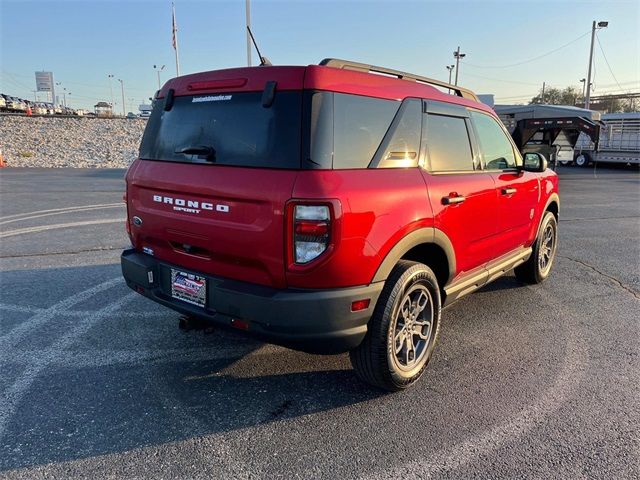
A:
[364,300,588,479]
[0,292,137,438]
[0,203,123,222]
[0,218,124,239]
[0,204,124,226]
[0,277,121,347]
[0,302,166,319]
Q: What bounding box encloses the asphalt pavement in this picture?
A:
[0,166,638,479]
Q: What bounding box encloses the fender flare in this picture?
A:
[544,193,560,217]
[371,227,456,284]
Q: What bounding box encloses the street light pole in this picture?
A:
[153,64,165,89]
[579,78,586,106]
[453,46,466,86]
[585,20,608,109]
[107,74,115,111]
[118,79,125,116]
[55,81,62,106]
[446,64,455,84]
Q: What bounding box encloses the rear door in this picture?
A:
[469,110,540,256]
[127,87,304,289]
[421,101,499,278]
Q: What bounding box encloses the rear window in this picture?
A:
[139,91,302,168]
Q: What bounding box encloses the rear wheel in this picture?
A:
[574,152,592,168]
[515,211,558,284]
[350,260,441,391]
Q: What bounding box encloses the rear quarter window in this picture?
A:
[304,92,400,169]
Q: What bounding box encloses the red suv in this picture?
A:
[121,59,559,391]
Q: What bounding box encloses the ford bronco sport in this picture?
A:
[121,59,559,391]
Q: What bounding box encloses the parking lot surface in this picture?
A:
[1,166,638,479]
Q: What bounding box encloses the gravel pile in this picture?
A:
[0,116,147,168]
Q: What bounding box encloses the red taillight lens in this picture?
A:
[293,205,330,264]
[294,221,329,236]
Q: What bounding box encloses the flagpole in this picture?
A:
[245,0,252,66]
[172,2,181,77]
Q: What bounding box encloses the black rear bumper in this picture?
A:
[121,249,383,354]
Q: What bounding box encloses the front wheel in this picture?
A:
[515,211,558,284]
[350,260,441,391]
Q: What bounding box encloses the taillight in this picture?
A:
[293,205,330,264]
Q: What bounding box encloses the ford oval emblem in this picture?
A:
[132,216,143,226]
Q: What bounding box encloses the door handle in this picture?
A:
[501,187,517,195]
[442,195,466,205]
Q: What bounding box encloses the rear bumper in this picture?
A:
[121,249,383,354]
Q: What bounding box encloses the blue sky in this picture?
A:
[1,0,638,111]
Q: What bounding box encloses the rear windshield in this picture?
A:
[139,91,302,168]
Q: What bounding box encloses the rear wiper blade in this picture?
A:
[175,145,216,162]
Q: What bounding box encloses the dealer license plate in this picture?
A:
[171,269,206,307]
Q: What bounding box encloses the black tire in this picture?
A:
[349,260,441,391]
[574,151,592,168]
[515,211,558,284]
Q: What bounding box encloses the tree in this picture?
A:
[529,86,637,112]
[529,86,581,106]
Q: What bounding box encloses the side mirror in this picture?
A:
[522,152,548,172]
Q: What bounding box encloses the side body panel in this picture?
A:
[422,172,499,278]
[490,171,541,256]
[288,168,431,289]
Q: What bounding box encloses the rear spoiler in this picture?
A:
[320,58,480,102]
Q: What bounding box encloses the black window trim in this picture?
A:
[369,97,423,169]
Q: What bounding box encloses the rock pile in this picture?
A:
[0,116,147,168]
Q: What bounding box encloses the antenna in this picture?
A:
[246,26,272,66]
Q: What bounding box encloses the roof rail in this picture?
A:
[319,58,479,102]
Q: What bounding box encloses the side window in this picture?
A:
[333,93,399,169]
[372,99,422,168]
[470,111,518,169]
[425,114,475,172]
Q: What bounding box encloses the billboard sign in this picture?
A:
[35,71,54,92]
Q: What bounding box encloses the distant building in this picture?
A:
[94,102,113,117]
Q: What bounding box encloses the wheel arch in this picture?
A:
[544,193,560,220]
[371,228,456,291]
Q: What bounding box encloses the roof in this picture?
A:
[94,101,112,108]
[159,63,492,114]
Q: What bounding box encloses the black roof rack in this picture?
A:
[319,58,479,102]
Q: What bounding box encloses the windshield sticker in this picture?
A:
[192,95,232,103]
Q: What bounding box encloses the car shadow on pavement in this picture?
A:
[2,348,383,471]
[0,261,384,471]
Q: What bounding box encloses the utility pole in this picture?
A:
[118,79,125,116]
[453,46,466,86]
[541,82,546,104]
[585,20,608,109]
[446,64,455,84]
[246,0,252,66]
